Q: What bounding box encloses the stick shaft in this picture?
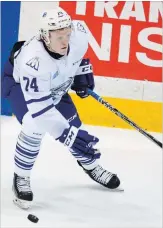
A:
[88,89,162,148]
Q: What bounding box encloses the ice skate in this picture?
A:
[12,173,33,209]
[78,161,122,191]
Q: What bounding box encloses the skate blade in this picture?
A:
[108,187,124,192]
[13,197,32,210]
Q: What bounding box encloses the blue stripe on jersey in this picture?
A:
[32,104,55,118]
[26,94,52,104]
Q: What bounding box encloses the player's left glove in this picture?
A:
[58,126,101,160]
[71,58,94,99]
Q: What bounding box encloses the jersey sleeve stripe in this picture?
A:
[26,94,52,104]
[32,104,55,118]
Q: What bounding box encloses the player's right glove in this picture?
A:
[58,126,101,160]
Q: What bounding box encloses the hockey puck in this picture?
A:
[27,214,39,223]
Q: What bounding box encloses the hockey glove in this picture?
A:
[58,126,101,159]
[71,58,95,99]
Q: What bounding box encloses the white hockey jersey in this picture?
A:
[13,21,89,138]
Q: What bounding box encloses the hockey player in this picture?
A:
[2,7,120,209]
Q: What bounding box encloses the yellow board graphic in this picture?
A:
[70,93,162,133]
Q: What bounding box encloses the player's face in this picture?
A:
[49,27,71,55]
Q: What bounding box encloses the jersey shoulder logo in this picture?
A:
[76,22,86,33]
[26,57,39,71]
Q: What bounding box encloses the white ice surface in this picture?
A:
[1,116,162,228]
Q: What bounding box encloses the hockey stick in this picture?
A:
[88,89,162,149]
